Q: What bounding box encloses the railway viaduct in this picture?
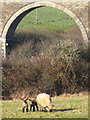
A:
[0,0,89,59]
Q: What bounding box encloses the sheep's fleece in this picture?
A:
[36,93,53,111]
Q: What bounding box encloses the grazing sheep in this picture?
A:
[21,98,28,112]
[29,99,38,111]
[36,93,54,112]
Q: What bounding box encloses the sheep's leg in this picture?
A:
[30,105,32,111]
[40,106,42,111]
[22,107,24,112]
[33,105,35,111]
[42,108,44,112]
[36,105,38,111]
[26,107,28,112]
[42,107,45,112]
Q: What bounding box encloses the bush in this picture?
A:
[2,33,88,99]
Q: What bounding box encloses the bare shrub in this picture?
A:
[2,34,88,99]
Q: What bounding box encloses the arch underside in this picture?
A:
[1,1,88,44]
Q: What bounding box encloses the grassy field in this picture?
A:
[16,7,76,31]
[2,93,88,118]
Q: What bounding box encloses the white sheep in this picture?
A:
[36,93,54,112]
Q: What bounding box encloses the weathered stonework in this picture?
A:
[0,0,89,58]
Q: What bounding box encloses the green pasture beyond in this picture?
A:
[2,94,88,118]
[16,7,76,31]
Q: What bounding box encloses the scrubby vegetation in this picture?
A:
[2,30,88,99]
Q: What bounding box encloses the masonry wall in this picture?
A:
[0,0,89,58]
[0,0,88,37]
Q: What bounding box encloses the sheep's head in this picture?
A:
[45,104,54,112]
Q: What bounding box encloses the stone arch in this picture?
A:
[1,1,88,44]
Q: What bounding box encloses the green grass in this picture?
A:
[16,7,76,31]
[2,94,88,118]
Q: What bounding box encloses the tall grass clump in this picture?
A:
[2,34,88,99]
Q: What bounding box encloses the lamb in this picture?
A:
[21,97,28,112]
[29,99,38,111]
[36,93,54,112]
